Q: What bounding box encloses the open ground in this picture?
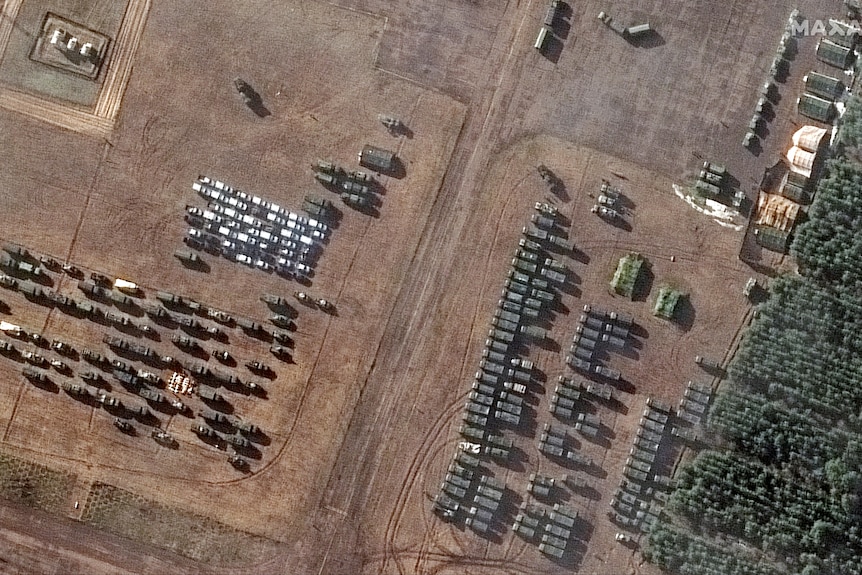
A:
[0,0,840,573]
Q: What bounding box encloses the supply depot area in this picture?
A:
[0,0,841,574]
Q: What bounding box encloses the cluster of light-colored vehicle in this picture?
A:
[186,176,331,280]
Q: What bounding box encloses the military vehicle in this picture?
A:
[341,192,370,208]
[541,267,566,284]
[490,317,518,333]
[114,418,134,434]
[113,370,141,389]
[532,214,557,230]
[0,274,17,289]
[28,333,48,348]
[495,410,520,425]
[22,366,47,382]
[49,358,70,372]
[200,409,231,426]
[226,434,250,448]
[378,114,402,131]
[1,243,28,258]
[463,412,488,427]
[488,328,515,343]
[136,370,162,385]
[261,294,289,308]
[510,358,534,370]
[504,279,529,295]
[695,355,721,370]
[234,419,260,435]
[519,238,543,253]
[78,280,111,299]
[192,424,219,439]
[519,325,547,340]
[150,429,177,448]
[62,382,90,399]
[156,291,186,306]
[482,349,506,365]
[138,387,165,403]
[270,345,291,359]
[174,249,201,265]
[469,391,495,406]
[18,281,43,299]
[515,248,540,263]
[0,340,15,355]
[46,290,75,308]
[512,258,538,275]
[593,365,621,381]
[229,454,249,470]
[110,291,136,306]
[171,334,199,352]
[494,309,521,324]
[198,386,225,403]
[97,394,121,409]
[79,371,103,386]
[237,318,265,334]
[105,312,132,328]
[207,308,234,324]
[245,360,272,374]
[211,349,232,362]
[82,349,108,365]
[22,351,47,367]
[50,340,74,356]
[315,171,337,185]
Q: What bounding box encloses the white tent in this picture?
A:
[786,146,816,178]
[791,125,827,153]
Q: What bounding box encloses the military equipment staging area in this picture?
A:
[0,0,841,573]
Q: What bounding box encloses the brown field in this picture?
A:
[0,0,841,573]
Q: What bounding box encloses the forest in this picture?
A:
[644,96,862,575]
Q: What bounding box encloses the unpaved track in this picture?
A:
[315,0,538,573]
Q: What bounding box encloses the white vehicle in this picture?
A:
[202,210,220,222]
[114,278,138,293]
[259,230,274,242]
[235,253,253,266]
[615,533,633,543]
[226,197,247,211]
[251,196,270,209]
[192,181,205,192]
[299,235,314,246]
[221,239,238,252]
[187,228,204,240]
[458,441,481,454]
[270,203,282,214]
[0,321,23,335]
[265,212,287,226]
[186,206,203,217]
[254,259,272,271]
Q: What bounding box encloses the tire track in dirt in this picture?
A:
[379,396,463,574]
[94,0,152,120]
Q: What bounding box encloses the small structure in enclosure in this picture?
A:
[30,13,110,80]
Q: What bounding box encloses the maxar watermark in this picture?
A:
[789,19,860,37]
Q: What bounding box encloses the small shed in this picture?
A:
[358,145,395,172]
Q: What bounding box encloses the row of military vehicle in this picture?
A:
[435,206,577,530]
[515,498,582,559]
[312,159,379,210]
[567,304,633,374]
[434,453,508,534]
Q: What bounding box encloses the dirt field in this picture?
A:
[0,0,843,573]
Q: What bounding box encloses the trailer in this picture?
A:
[519,325,547,340]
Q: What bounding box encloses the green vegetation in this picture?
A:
[82,483,279,564]
[610,252,644,298]
[0,452,76,514]
[646,96,862,575]
[653,286,683,319]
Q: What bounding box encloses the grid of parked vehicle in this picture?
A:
[185,176,331,281]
